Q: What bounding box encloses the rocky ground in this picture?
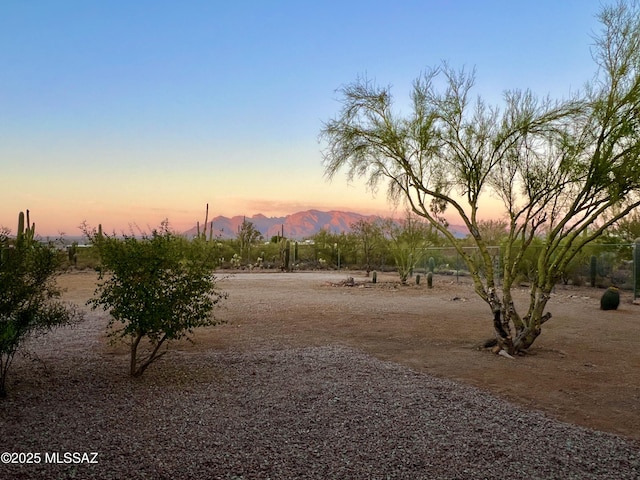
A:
[1,270,638,479]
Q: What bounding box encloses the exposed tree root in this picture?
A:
[497,349,515,359]
[482,338,498,348]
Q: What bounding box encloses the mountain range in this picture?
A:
[184,209,469,240]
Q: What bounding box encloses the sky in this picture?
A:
[1,0,607,236]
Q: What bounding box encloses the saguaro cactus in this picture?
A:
[283,240,290,271]
[590,255,597,287]
[202,203,209,241]
[428,256,435,273]
[17,211,24,239]
[16,210,36,247]
[427,271,433,289]
[68,242,78,266]
[196,203,211,241]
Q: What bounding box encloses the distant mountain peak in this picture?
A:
[184,209,469,240]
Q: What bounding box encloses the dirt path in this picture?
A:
[57,269,640,440]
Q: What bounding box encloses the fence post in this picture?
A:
[634,239,640,300]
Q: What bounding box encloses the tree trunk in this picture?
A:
[486,288,515,354]
[130,333,168,377]
[492,310,516,354]
[513,327,541,352]
[483,279,556,355]
[130,332,143,376]
[514,312,552,351]
[0,356,10,398]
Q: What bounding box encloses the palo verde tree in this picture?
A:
[86,221,227,376]
[0,211,82,397]
[321,1,640,356]
[237,218,263,262]
[382,213,433,283]
[609,208,640,242]
[351,218,384,274]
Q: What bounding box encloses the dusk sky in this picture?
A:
[2,1,605,236]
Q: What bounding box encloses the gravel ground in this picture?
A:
[1,310,639,480]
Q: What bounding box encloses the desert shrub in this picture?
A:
[570,274,585,287]
[73,245,102,270]
[0,212,82,397]
[86,221,226,377]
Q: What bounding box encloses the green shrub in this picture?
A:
[87,221,226,376]
[1,211,82,397]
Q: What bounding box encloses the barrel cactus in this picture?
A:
[428,256,435,273]
[600,286,620,310]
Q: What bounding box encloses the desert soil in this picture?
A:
[197,270,640,441]
[1,270,639,479]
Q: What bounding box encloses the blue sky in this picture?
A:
[1,0,605,235]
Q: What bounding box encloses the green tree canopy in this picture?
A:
[350,218,384,273]
[87,221,227,376]
[382,213,433,283]
[237,219,264,262]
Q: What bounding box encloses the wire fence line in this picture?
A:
[272,240,640,298]
[410,243,640,296]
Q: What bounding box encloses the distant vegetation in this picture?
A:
[64,211,640,293]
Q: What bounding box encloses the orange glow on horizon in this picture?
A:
[2,182,507,238]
